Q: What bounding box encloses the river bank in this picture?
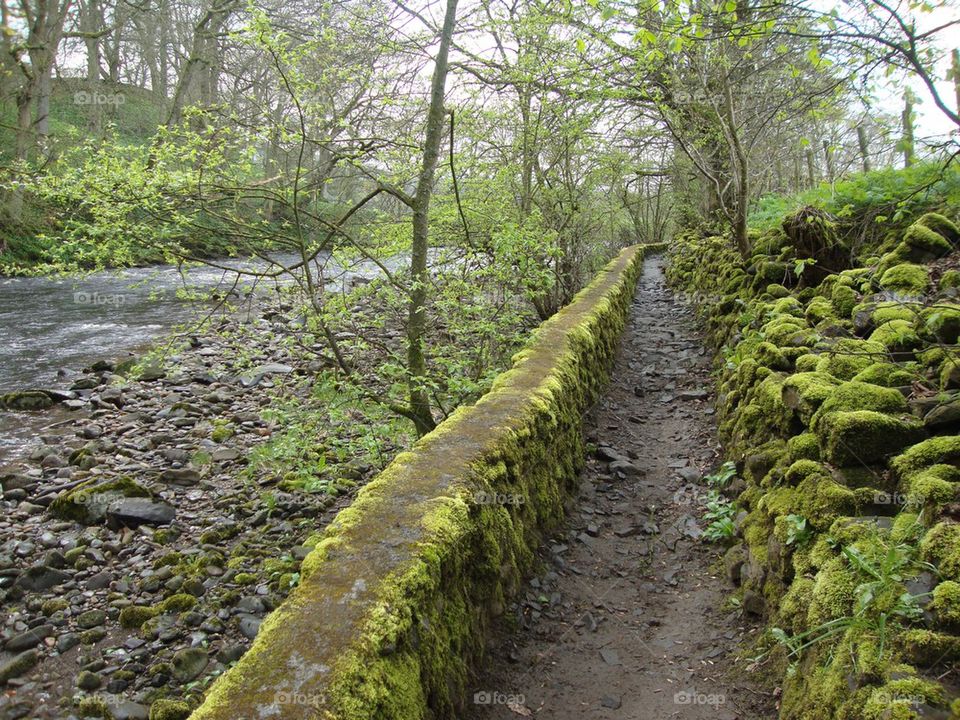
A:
[0,281,412,719]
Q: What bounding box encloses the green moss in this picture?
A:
[785,459,827,485]
[755,341,790,370]
[902,222,953,259]
[940,269,960,291]
[868,319,921,353]
[916,212,959,244]
[814,338,887,380]
[921,522,960,582]
[795,354,820,372]
[805,296,835,324]
[119,605,158,629]
[767,283,791,298]
[891,436,960,478]
[149,699,192,720]
[890,512,923,544]
[862,677,946,719]
[778,577,815,634]
[817,410,926,465]
[831,283,859,318]
[879,263,930,296]
[809,380,908,431]
[922,305,960,344]
[77,697,112,718]
[807,556,856,625]
[901,466,958,509]
[898,629,960,665]
[788,433,821,461]
[763,315,813,346]
[851,362,917,387]
[41,598,69,615]
[872,301,921,326]
[931,581,960,627]
[49,476,151,524]
[781,372,842,424]
[160,593,197,612]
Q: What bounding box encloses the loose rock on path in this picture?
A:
[468,255,777,719]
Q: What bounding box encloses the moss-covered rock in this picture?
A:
[49,476,152,524]
[892,436,960,479]
[901,222,953,262]
[149,699,192,720]
[809,380,908,431]
[879,263,930,297]
[831,283,859,318]
[851,362,917,387]
[781,372,842,425]
[814,338,887,380]
[817,410,926,465]
[917,212,960,245]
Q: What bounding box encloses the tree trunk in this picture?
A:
[406,0,459,437]
[857,125,871,172]
[822,140,834,182]
[902,93,915,168]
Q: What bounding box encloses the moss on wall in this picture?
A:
[666,223,960,719]
[189,243,657,720]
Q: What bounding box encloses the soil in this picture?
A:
[467,255,779,720]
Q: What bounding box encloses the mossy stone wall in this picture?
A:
[666,216,960,719]
[189,243,657,720]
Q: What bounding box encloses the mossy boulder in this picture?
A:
[817,410,925,465]
[814,338,887,380]
[879,263,930,297]
[940,269,960,292]
[899,629,960,665]
[891,436,960,479]
[809,381,908,431]
[755,341,790,370]
[807,556,856,625]
[851,362,916,388]
[901,222,952,262]
[149,699,191,720]
[831,283,859,318]
[930,581,960,629]
[920,522,960,582]
[805,296,836,325]
[49,477,152,525]
[781,372,842,425]
[0,390,55,410]
[922,305,960,344]
[868,319,921,355]
[917,212,960,245]
[787,432,820,462]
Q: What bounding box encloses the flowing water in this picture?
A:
[0,252,395,462]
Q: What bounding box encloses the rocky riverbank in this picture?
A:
[0,294,402,720]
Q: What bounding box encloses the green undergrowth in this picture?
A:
[667,191,960,718]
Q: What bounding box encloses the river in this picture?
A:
[0,252,395,463]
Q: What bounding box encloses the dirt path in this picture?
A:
[468,255,777,720]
